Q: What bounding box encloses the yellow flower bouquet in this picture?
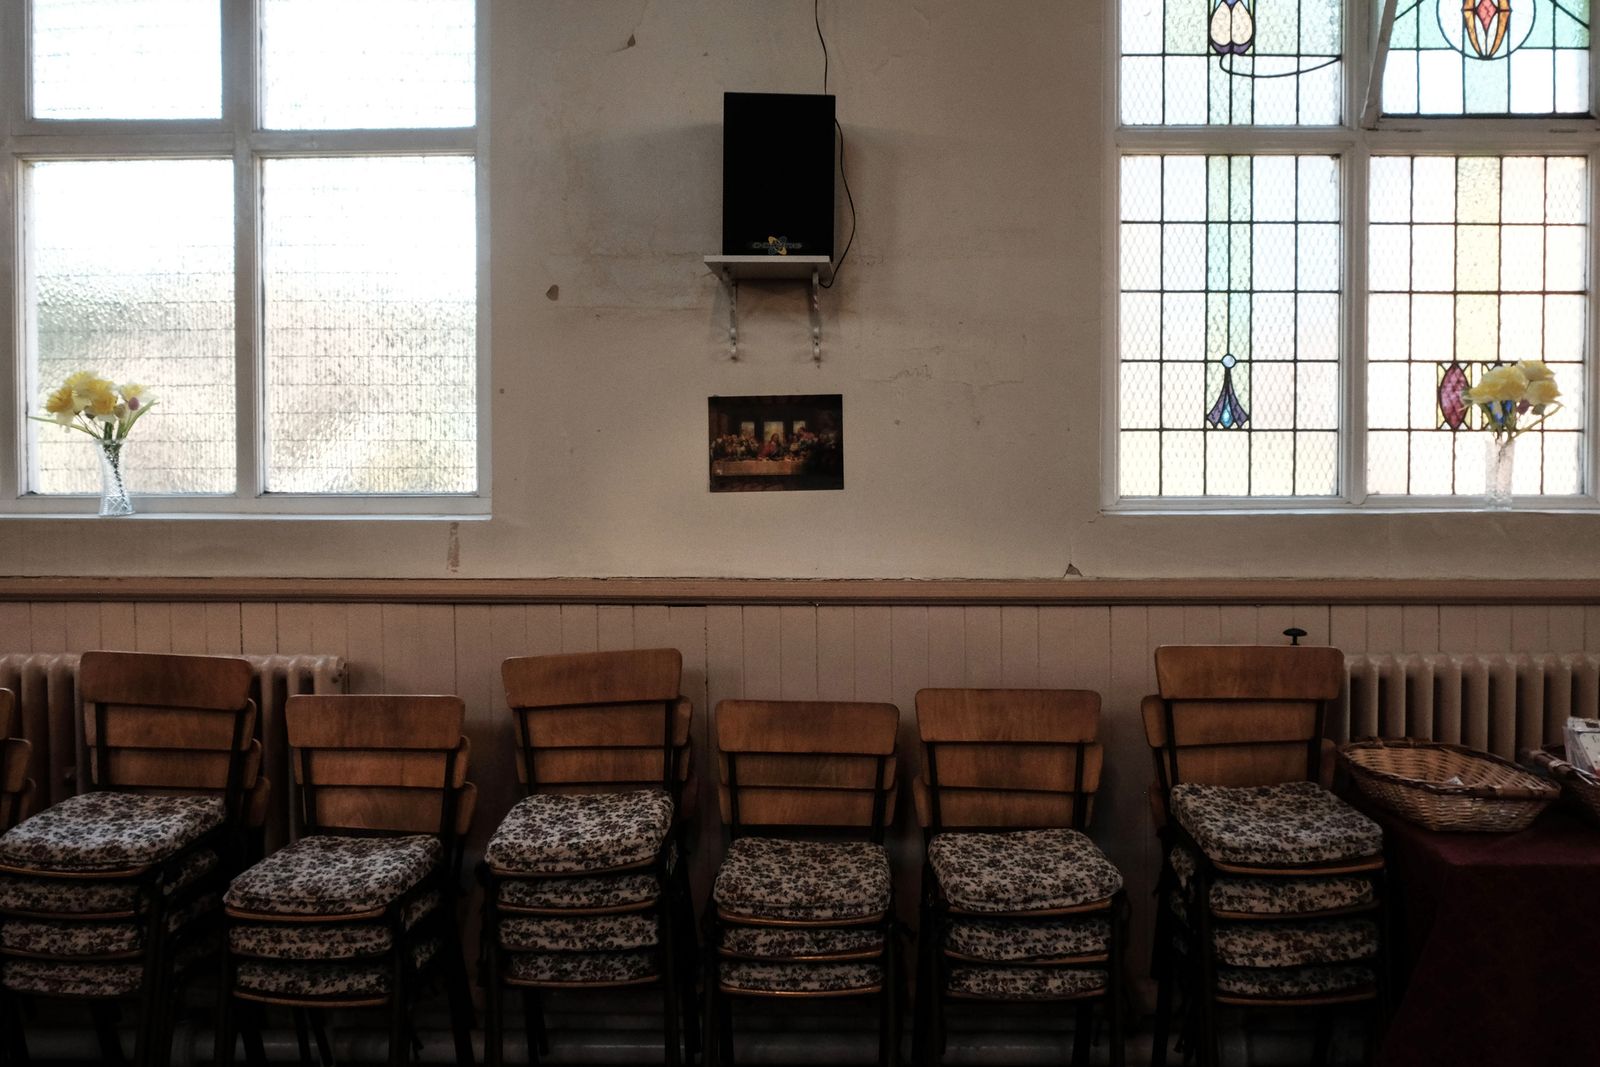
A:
[1461,360,1562,442]
[29,371,157,516]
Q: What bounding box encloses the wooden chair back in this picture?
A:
[80,651,259,821]
[915,688,1103,832]
[286,694,473,841]
[502,649,691,799]
[1,688,29,831]
[1144,645,1343,823]
[0,687,13,740]
[716,699,899,840]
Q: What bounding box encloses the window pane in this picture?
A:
[31,0,220,119]
[1120,0,1342,125]
[1381,0,1591,116]
[261,0,475,129]
[263,156,476,494]
[26,161,235,495]
[1118,155,1342,498]
[1366,156,1587,496]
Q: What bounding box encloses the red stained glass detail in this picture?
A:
[1439,362,1470,430]
[1476,0,1497,30]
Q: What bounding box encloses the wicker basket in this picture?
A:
[1341,738,1559,832]
[1520,745,1600,828]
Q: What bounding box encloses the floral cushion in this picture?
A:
[0,849,220,916]
[719,960,883,994]
[224,835,441,917]
[485,790,674,876]
[946,965,1106,1001]
[3,937,215,998]
[1171,782,1382,869]
[0,793,225,873]
[3,894,218,958]
[228,891,440,961]
[712,838,891,922]
[1168,848,1376,917]
[500,915,658,953]
[1215,964,1376,1000]
[506,950,659,986]
[721,924,883,960]
[944,917,1110,963]
[234,939,439,999]
[498,871,661,912]
[1211,919,1379,969]
[928,830,1122,913]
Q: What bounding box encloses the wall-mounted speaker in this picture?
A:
[722,92,836,259]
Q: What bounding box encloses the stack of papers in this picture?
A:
[1564,718,1600,775]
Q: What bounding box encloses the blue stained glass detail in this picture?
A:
[1206,355,1251,428]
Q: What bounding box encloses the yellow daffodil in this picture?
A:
[1526,379,1561,407]
[29,371,158,441]
[1516,359,1556,382]
[1467,365,1528,403]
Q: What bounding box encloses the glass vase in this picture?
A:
[1484,436,1515,512]
[94,438,134,517]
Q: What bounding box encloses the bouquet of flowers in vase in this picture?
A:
[30,371,156,516]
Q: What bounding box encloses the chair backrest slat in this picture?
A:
[92,738,262,791]
[0,688,14,740]
[915,688,1103,832]
[503,651,689,797]
[716,699,899,837]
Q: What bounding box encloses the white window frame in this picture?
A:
[1107,0,1600,512]
[0,0,491,516]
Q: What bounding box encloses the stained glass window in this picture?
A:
[1120,155,1342,496]
[1367,156,1587,495]
[1382,0,1591,114]
[1121,0,1343,125]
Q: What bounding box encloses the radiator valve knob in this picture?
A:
[1283,627,1306,646]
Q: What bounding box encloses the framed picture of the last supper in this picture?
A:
[708,394,843,493]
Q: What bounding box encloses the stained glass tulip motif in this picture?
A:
[1463,0,1512,59]
[1209,0,1255,55]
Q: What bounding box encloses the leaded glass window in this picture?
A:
[1367,156,1587,495]
[1120,155,1342,496]
[1121,0,1343,125]
[1381,0,1591,115]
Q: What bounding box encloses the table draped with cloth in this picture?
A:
[1363,803,1600,1067]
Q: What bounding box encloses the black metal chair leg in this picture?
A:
[90,1000,128,1067]
[444,937,477,1067]
[1151,896,1174,1067]
[292,1009,313,1065]
[717,988,736,1067]
[241,1001,268,1067]
[661,906,682,1067]
[310,1008,335,1067]
[1311,1009,1333,1067]
[520,989,547,1063]
[1071,1002,1092,1067]
[3,990,31,1066]
[483,946,504,1067]
[387,988,408,1067]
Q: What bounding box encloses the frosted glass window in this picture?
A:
[263,157,476,494]
[1120,155,1342,497]
[31,0,221,119]
[1120,0,1342,125]
[1367,156,1587,496]
[1382,0,1591,115]
[261,0,475,130]
[26,161,235,495]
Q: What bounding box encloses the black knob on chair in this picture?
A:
[1283,627,1306,646]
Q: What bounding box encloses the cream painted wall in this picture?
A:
[2,0,1596,580]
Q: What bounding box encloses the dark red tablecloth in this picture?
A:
[1369,804,1600,1067]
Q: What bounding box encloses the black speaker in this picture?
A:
[722,92,836,259]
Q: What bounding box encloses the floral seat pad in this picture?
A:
[712,838,891,922]
[485,790,674,876]
[0,849,219,916]
[928,830,1123,913]
[506,950,659,985]
[945,917,1110,963]
[500,914,658,953]
[234,939,439,999]
[224,835,441,918]
[1171,782,1382,868]
[1216,963,1376,1000]
[3,895,218,959]
[946,965,1107,1001]
[0,793,225,873]
[1211,918,1378,969]
[2,937,214,998]
[721,924,883,960]
[228,891,439,961]
[720,960,883,994]
[498,871,661,911]
[1169,848,1375,917]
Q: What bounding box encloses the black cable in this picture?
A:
[814,1,854,288]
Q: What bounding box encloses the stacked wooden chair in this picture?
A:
[0,651,262,1067]
[1143,645,1386,1067]
[480,649,696,1067]
[912,688,1128,1067]
[706,698,900,1067]
[0,688,31,833]
[218,693,477,1067]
